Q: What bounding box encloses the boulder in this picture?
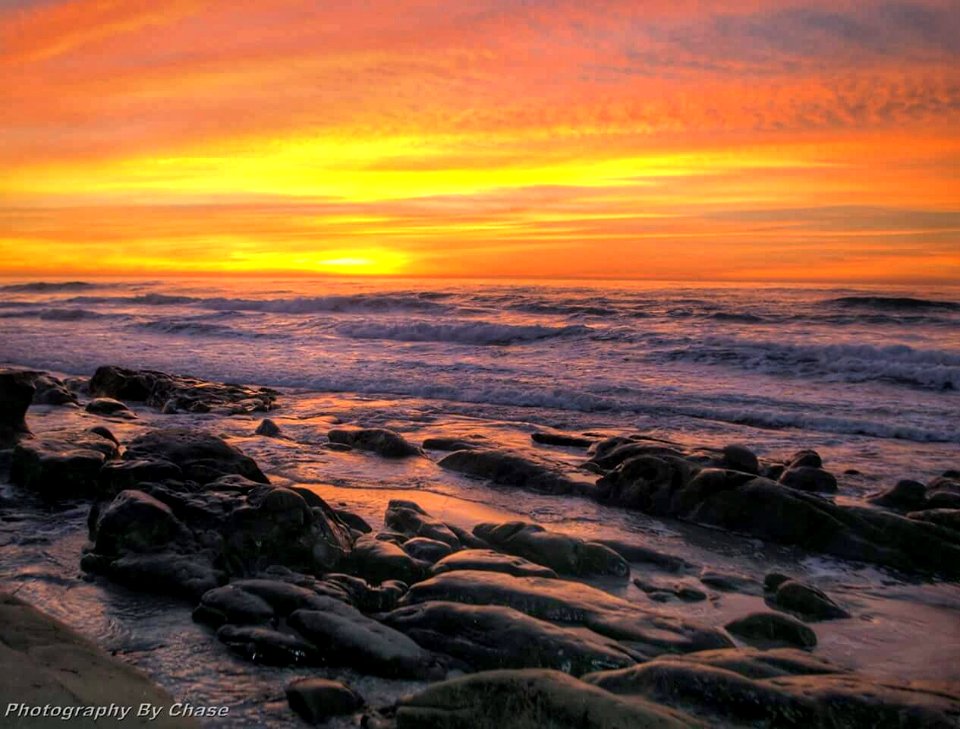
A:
[719,444,759,475]
[192,585,276,627]
[531,431,594,448]
[384,601,638,675]
[96,459,184,499]
[94,490,193,555]
[766,578,850,621]
[286,678,364,724]
[255,418,281,437]
[288,598,441,678]
[725,612,817,649]
[89,365,277,414]
[384,500,462,547]
[11,431,118,498]
[868,479,927,511]
[698,570,762,595]
[594,540,694,572]
[394,669,698,729]
[85,397,136,418]
[472,521,629,578]
[122,429,268,485]
[401,570,732,656]
[422,436,487,452]
[327,427,421,458]
[778,466,838,493]
[29,372,78,406]
[82,551,225,599]
[908,509,960,531]
[216,624,319,666]
[788,449,823,469]
[348,535,428,585]
[402,537,454,563]
[431,549,558,579]
[438,449,590,495]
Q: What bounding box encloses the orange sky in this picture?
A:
[1,0,958,282]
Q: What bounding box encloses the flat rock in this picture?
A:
[383,601,638,675]
[216,624,319,666]
[85,397,136,418]
[767,579,850,621]
[401,570,732,656]
[11,432,118,498]
[431,549,558,579]
[725,612,817,649]
[402,537,454,563]
[438,449,590,495]
[473,521,629,578]
[394,669,699,729]
[531,431,594,448]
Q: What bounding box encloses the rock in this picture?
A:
[868,479,927,510]
[322,574,406,612]
[908,509,960,530]
[719,444,759,475]
[473,521,629,578]
[763,572,792,591]
[531,431,594,448]
[778,466,838,493]
[788,449,823,469]
[699,570,762,595]
[192,585,276,627]
[288,598,441,678]
[438,449,590,496]
[226,578,343,615]
[94,490,193,555]
[96,459,184,499]
[725,612,817,649]
[595,459,960,578]
[423,436,487,452]
[348,535,428,585]
[216,624,319,666]
[588,440,686,472]
[10,431,118,498]
[332,507,372,534]
[926,478,960,510]
[327,427,421,458]
[29,372,78,406]
[402,570,732,656]
[403,537,454,563]
[383,601,638,675]
[286,678,364,724]
[122,428,268,485]
[89,365,277,414]
[384,500,461,547]
[594,540,694,572]
[0,370,36,444]
[254,418,281,437]
[394,669,698,729]
[634,579,707,603]
[767,579,850,621]
[431,549,558,579]
[88,425,118,444]
[85,397,136,418]
[585,650,960,729]
[84,551,225,599]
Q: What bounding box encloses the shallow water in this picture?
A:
[1,278,959,726]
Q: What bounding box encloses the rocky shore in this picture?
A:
[1,365,958,727]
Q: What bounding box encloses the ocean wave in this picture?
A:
[333,319,592,345]
[827,295,960,311]
[0,307,110,321]
[133,318,277,339]
[663,339,960,391]
[0,281,101,293]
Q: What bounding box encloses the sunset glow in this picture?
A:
[2,0,958,282]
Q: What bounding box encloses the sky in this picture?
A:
[1,0,958,283]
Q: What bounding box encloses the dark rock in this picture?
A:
[403,537,454,563]
[585,650,960,729]
[588,440,686,472]
[322,574,406,612]
[423,437,487,452]
[594,454,698,509]
[122,428,268,485]
[431,549,558,579]
[255,418,281,437]
[868,479,927,510]
[286,678,364,723]
[634,579,707,602]
[0,370,36,444]
[89,365,277,414]
[30,373,78,406]
[699,569,762,595]
[289,598,441,678]
[384,500,461,547]
[11,432,118,498]
[395,669,697,729]
[531,431,594,448]
[193,584,276,627]
[96,459,183,499]
[473,521,629,578]
[768,579,850,621]
[85,551,225,599]
[332,507,372,534]
[763,572,792,591]
[719,444,759,475]
[383,601,638,675]
[328,427,421,458]
[226,578,343,615]
[402,570,732,656]
[88,425,118,445]
[217,624,319,666]
[438,449,590,495]
[594,540,694,572]
[348,535,427,585]
[778,466,838,493]
[94,489,193,555]
[725,612,817,649]
[926,478,960,510]
[788,449,823,469]
[85,397,136,418]
[908,509,960,530]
